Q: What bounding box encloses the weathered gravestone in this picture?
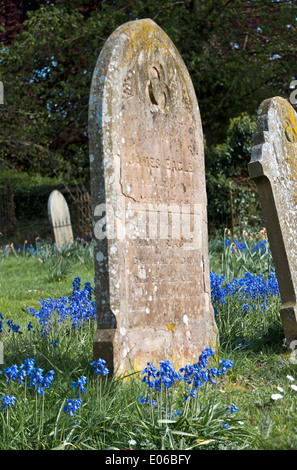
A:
[89,19,217,375]
[249,96,297,348]
[48,190,74,247]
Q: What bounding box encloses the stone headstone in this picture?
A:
[249,96,297,347]
[48,190,74,247]
[89,19,217,375]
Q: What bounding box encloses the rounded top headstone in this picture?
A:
[89,19,217,375]
[89,18,204,207]
[48,190,70,223]
[48,190,73,247]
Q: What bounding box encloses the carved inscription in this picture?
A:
[133,153,194,172]
[118,31,207,329]
[128,242,203,327]
[146,63,169,111]
[122,69,134,101]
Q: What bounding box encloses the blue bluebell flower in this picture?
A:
[29,278,96,338]
[210,270,280,313]
[1,394,16,410]
[63,398,82,417]
[24,358,35,374]
[72,277,81,292]
[211,367,218,377]
[188,388,197,400]
[233,240,246,253]
[220,422,229,429]
[28,367,45,394]
[139,395,150,405]
[72,375,87,396]
[27,321,34,332]
[90,358,109,376]
[139,395,157,406]
[252,240,267,254]
[141,362,158,389]
[18,365,27,385]
[6,320,23,334]
[43,370,55,390]
[159,360,182,389]
[5,364,19,383]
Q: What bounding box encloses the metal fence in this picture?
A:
[74,189,92,239]
[0,182,19,238]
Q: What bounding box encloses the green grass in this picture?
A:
[0,243,93,328]
[0,231,297,450]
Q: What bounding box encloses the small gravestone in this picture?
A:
[48,190,73,247]
[89,19,217,375]
[249,96,297,347]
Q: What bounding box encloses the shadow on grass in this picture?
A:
[247,324,286,354]
[218,323,286,356]
[0,329,96,381]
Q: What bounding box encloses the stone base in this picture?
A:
[93,321,218,377]
[280,306,297,348]
[93,329,116,375]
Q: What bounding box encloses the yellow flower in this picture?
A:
[260,228,267,240]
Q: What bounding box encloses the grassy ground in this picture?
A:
[0,230,297,450]
[0,241,94,328]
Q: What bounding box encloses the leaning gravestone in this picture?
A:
[249,96,297,347]
[89,19,217,375]
[48,190,74,247]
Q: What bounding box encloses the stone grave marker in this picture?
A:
[249,96,297,347]
[89,19,217,375]
[48,190,74,247]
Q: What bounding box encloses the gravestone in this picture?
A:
[48,190,74,247]
[249,96,297,347]
[89,19,217,375]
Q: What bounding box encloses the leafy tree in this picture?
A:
[206,112,257,176]
[0,0,296,185]
[206,112,260,231]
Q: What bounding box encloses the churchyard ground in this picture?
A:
[0,231,296,450]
